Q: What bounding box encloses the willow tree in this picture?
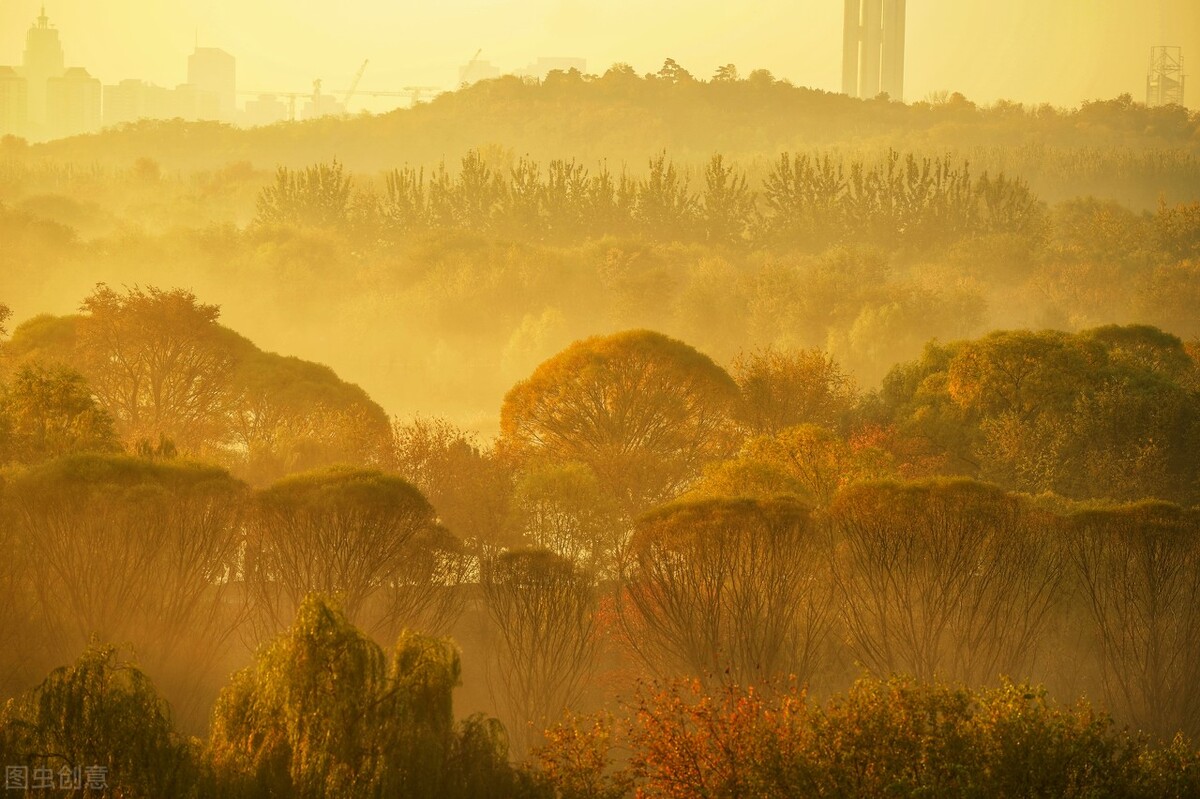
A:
[0,645,199,799]
[482,549,598,757]
[244,467,465,642]
[625,496,833,686]
[209,595,513,799]
[500,330,739,517]
[830,479,1064,685]
[1069,503,1200,741]
[6,454,246,730]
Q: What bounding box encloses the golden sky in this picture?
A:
[2,0,1197,110]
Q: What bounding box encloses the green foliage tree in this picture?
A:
[700,154,752,245]
[0,644,201,799]
[635,153,697,238]
[512,462,623,577]
[391,416,516,553]
[0,361,119,465]
[209,594,516,799]
[885,326,1200,504]
[731,347,856,436]
[229,348,392,484]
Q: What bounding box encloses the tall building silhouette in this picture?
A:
[47,66,101,137]
[187,47,236,120]
[842,0,906,101]
[0,67,29,137]
[22,4,66,130]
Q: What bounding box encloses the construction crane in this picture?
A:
[460,48,484,86]
[344,59,369,109]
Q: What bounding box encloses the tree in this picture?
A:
[885,326,1200,505]
[0,645,201,799]
[391,416,515,553]
[244,467,463,641]
[1069,503,1200,741]
[209,595,518,799]
[500,330,739,517]
[254,159,353,228]
[512,462,623,578]
[229,348,392,484]
[625,497,833,686]
[77,284,237,456]
[701,154,753,245]
[6,454,247,731]
[830,480,1064,685]
[0,361,119,464]
[0,302,10,338]
[711,64,739,83]
[731,347,857,436]
[654,58,694,84]
[482,549,598,757]
[635,153,697,239]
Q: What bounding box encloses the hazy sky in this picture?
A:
[1,1,1197,111]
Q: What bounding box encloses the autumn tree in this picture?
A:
[0,361,119,465]
[886,326,1200,504]
[1069,503,1200,741]
[77,284,237,456]
[830,479,1064,686]
[625,497,834,686]
[6,454,246,730]
[391,415,516,553]
[0,302,10,338]
[731,347,857,436]
[482,549,598,757]
[500,330,739,517]
[244,467,463,641]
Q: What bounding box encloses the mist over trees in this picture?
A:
[1,71,1199,796]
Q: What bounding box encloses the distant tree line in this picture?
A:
[253,150,1043,250]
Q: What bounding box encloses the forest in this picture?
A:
[1,68,1200,797]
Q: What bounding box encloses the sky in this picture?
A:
[1,0,1197,112]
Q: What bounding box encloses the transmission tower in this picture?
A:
[1146,46,1185,107]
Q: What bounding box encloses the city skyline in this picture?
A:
[0,0,1196,140]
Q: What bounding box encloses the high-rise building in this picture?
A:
[103,80,178,127]
[47,66,101,137]
[187,47,236,119]
[244,94,289,127]
[0,67,28,137]
[842,0,906,101]
[22,4,66,130]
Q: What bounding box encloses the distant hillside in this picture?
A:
[13,69,1200,206]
